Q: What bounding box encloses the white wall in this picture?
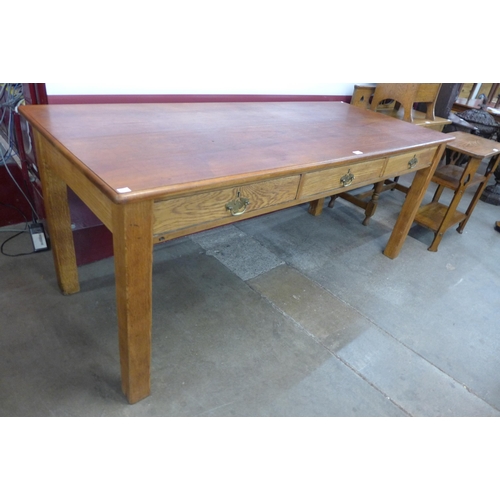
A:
[45,83,361,96]
[43,2,376,97]
[10,1,491,95]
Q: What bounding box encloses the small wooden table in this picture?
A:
[19,102,452,403]
[414,131,500,251]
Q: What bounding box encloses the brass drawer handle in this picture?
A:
[226,191,250,216]
[408,155,418,169]
[340,169,355,187]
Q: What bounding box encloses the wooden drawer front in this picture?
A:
[153,175,300,234]
[383,147,437,177]
[300,159,385,198]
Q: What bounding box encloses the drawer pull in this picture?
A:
[340,169,355,187]
[408,155,418,169]
[226,191,250,216]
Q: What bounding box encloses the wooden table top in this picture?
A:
[443,131,500,158]
[20,102,452,203]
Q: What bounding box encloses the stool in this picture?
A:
[414,131,500,251]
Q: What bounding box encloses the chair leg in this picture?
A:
[328,195,338,208]
[390,176,400,191]
[362,181,384,226]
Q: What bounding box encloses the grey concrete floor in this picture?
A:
[1,175,500,417]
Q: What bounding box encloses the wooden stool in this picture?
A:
[414,131,500,251]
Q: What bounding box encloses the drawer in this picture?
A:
[300,158,385,198]
[383,147,438,177]
[153,175,300,235]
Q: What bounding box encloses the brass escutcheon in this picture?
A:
[408,155,418,169]
[340,169,355,187]
[226,191,250,216]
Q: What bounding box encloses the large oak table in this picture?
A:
[20,102,453,403]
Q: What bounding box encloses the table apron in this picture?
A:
[152,146,439,242]
[36,136,439,246]
[36,132,114,231]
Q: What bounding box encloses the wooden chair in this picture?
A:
[371,83,442,122]
[350,84,376,109]
[327,83,447,225]
[350,83,442,121]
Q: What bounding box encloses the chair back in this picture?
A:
[370,83,442,122]
[350,85,375,109]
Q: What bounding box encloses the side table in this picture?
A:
[414,131,500,251]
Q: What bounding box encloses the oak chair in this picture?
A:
[370,83,442,122]
[350,84,376,109]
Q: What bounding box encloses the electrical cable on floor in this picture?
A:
[0,202,33,257]
[0,231,34,257]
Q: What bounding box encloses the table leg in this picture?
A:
[431,184,445,203]
[457,181,487,234]
[458,155,500,234]
[427,158,481,251]
[308,198,325,216]
[384,144,446,259]
[112,201,154,404]
[38,159,80,295]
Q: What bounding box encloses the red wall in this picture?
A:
[47,94,351,105]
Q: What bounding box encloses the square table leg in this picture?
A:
[308,198,325,216]
[384,144,446,259]
[112,201,154,404]
[37,152,80,295]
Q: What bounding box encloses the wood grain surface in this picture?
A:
[20,102,452,203]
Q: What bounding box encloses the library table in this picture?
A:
[19,102,453,403]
